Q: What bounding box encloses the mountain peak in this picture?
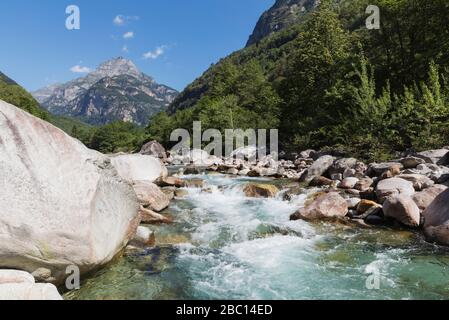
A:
[91,57,143,80]
[246,0,319,47]
[32,57,178,126]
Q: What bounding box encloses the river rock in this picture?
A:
[133,181,170,212]
[230,145,258,161]
[130,226,156,248]
[357,199,382,215]
[0,270,35,285]
[184,178,205,188]
[376,178,415,203]
[140,140,167,160]
[309,176,334,187]
[31,268,56,283]
[346,198,361,209]
[290,192,348,221]
[400,156,426,169]
[243,184,279,198]
[397,174,434,191]
[227,168,239,175]
[383,195,421,227]
[340,177,359,189]
[413,185,448,212]
[111,154,167,183]
[416,149,449,165]
[368,162,403,178]
[139,207,173,224]
[299,149,316,159]
[0,270,62,300]
[328,158,358,175]
[184,166,201,175]
[423,189,449,245]
[299,155,336,183]
[0,283,62,300]
[156,176,186,188]
[0,101,141,285]
[174,189,189,198]
[354,177,374,191]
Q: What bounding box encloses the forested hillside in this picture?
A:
[0,72,50,120]
[150,0,449,161]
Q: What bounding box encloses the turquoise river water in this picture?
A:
[65,172,449,300]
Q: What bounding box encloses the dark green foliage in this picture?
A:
[161,0,449,161]
[0,73,50,121]
[88,121,145,154]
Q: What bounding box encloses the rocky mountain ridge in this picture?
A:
[246,0,320,47]
[33,57,178,126]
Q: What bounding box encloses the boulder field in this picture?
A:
[176,145,449,247]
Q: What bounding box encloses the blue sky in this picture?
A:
[0,0,273,92]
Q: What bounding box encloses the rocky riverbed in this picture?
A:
[3,100,449,300]
[65,171,449,300]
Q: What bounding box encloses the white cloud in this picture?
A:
[122,45,129,53]
[113,15,125,26]
[143,46,167,60]
[113,15,139,26]
[70,65,91,74]
[123,31,134,39]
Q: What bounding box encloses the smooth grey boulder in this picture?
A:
[0,101,141,285]
[140,140,167,160]
[423,188,449,245]
[397,174,435,191]
[0,270,62,300]
[328,158,358,175]
[111,154,168,183]
[291,192,348,221]
[416,149,449,165]
[413,185,448,212]
[368,162,403,177]
[383,195,420,227]
[133,181,170,212]
[376,178,415,203]
[400,156,426,169]
[299,155,336,183]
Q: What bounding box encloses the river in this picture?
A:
[65,171,449,300]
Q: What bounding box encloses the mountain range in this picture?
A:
[33,57,178,126]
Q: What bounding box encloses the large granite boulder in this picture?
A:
[0,270,62,300]
[0,101,141,284]
[383,195,420,227]
[423,189,449,245]
[140,140,167,160]
[397,174,434,191]
[412,185,447,212]
[290,192,348,221]
[243,184,279,198]
[328,158,358,176]
[299,155,336,183]
[111,154,167,183]
[416,149,449,165]
[375,178,415,203]
[133,181,170,212]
